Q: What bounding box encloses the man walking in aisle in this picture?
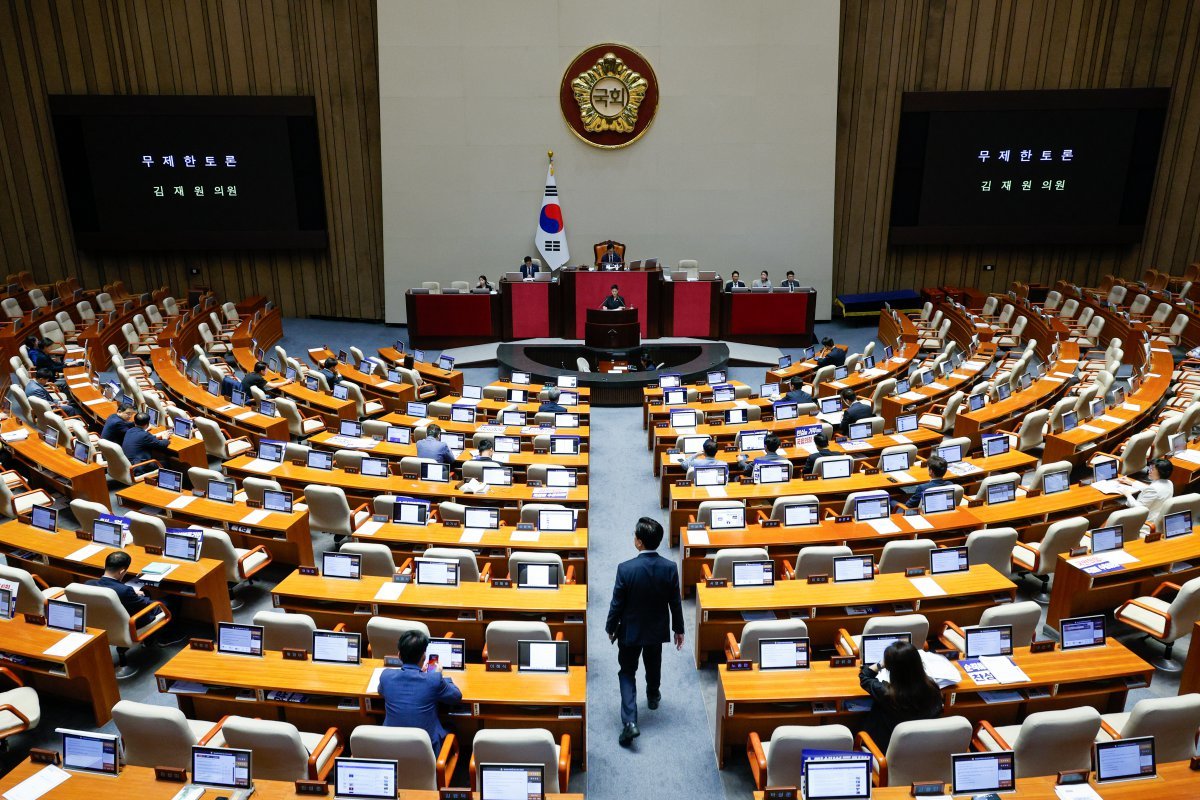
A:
[606,517,685,746]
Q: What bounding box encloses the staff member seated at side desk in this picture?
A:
[858,640,944,751]
[801,433,835,476]
[903,455,951,509]
[416,424,455,466]
[816,337,847,368]
[724,271,746,292]
[379,629,463,753]
[475,274,494,292]
[601,285,626,310]
[752,270,771,289]
[837,387,874,436]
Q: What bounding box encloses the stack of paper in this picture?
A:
[366,666,386,694]
[44,632,93,658]
[1,764,70,800]
[905,515,934,531]
[241,458,279,473]
[65,544,105,562]
[240,509,272,525]
[704,486,728,498]
[355,520,384,538]
[509,529,540,543]
[687,530,710,546]
[374,583,406,602]
[167,495,198,510]
[531,488,569,499]
[866,518,901,535]
[909,576,946,597]
[139,562,179,583]
[979,655,1031,684]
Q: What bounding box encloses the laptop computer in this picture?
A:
[757,637,810,670]
[517,640,568,672]
[217,622,264,657]
[965,624,1013,658]
[1094,736,1156,784]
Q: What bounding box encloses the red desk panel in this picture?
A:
[503,280,554,339]
[664,279,720,337]
[406,292,500,347]
[722,291,815,343]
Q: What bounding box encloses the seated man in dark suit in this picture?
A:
[724,270,746,292]
[378,629,463,753]
[538,387,567,414]
[837,387,874,436]
[801,432,835,475]
[318,357,341,387]
[600,242,623,268]
[903,454,952,509]
[782,377,813,405]
[101,403,137,445]
[780,270,802,290]
[519,256,539,279]
[416,424,454,465]
[472,438,495,462]
[736,433,789,474]
[816,336,847,368]
[122,412,171,475]
[25,367,80,417]
[25,336,64,375]
[681,438,721,473]
[86,551,183,645]
[241,361,271,398]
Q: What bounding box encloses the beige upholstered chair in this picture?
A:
[746,725,853,790]
[199,529,272,609]
[0,564,64,615]
[794,545,853,578]
[860,717,972,786]
[219,717,342,781]
[253,610,319,651]
[305,484,370,541]
[837,614,930,659]
[112,700,225,767]
[0,669,40,748]
[338,542,397,577]
[64,582,171,678]
[365,617,431,657]
[349,726,456,790]
[725,619,808,662]
[484,620,552,663]
[1114,575,1200,671]
[965,528,1018,577]
[705,548,770,582]
[878,540,936,574]
[1012,516,1088,602]
[470,729,569,793]
[1095,694,1200,762]
[939,601,1041,652]
[973,707,1101,777]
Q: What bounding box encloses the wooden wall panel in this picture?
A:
[837,0,1200,298]
[0,0,382,320]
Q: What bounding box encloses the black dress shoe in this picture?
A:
[618,722,640,746]
[648,695,660,710]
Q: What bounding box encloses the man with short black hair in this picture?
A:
[520,256,539,279]
[473,438,495,462]
[816,336,847,368]
[838,387,874,436]
[25,367,80,417]
[318,357,341,387]
[539,386,567,414]
[600,242,623,268]
[416,423,454,465]
[782,377,813,405]
[122,411,170,474]
[86,551,183,645]
[681,438,721,473]
[101,403,137,445]
[905,455,951,508]
[606,517,685,746]
[724,270,746,292]
[241,361,271,398]
[780,270,801,290]
[736,433,789,474]
[378,629,462,752]
[802,432,836,475]
[25,336,63,374]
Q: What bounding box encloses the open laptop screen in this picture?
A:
[951,752,1015,796]
[1095,737,1156,784]
[192,746,253,790]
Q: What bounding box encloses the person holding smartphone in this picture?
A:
[378,629,462,752]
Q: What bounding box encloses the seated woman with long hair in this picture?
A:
[857,640,944,750]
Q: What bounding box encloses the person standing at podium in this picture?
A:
[601,285,627,310]
[600,242,623,268]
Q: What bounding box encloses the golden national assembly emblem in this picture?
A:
[560,44,659,149]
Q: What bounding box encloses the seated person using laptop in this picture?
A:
[681,438,721,474]
[415,424,455,466]
[378,630,463,753]
[857,640,943,751]
[801,433,836,476]
[782,377,813,405]
[837,388,873,436]
[902,455,952,509]
[735,433,788,474]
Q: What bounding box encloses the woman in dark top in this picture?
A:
[858,641,944,750]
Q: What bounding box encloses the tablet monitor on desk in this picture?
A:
[1060,615,1106,651]
[506,388,528,405]
[709,506,745,530]
[861,632,911,666]
[760,382,780,399]
[554,413,579,428]
[30,504,57,532]
[308,450,334,470]
[783,502,819,527]
[895,378,910,395]
[71,439,90,463]
[802,755,871,799]
[986,479,1017,505]
[1043,469,1070,495]
[0,588,12,620]
[968,392,987,412]
[550,435,580,455]
[339,419,362,437]
[930,546,969,576]
[935,443,963,464]
[217,622,264,657]
[848,422,873,441]
[462,385,483,400]
[755,463,789,485]
[1061,410,1079,432]
[164,529,203,561]
[263,489,293,513]
[679,436,706,455]
[478,763,545,800]
[982,435,1010,457]
[481,466,513,486]
[545,467,577,488]
[965,624,1013,658]
[725,408,747,425]
[1095,736,1156,784]
[230,387,248,408]
[538,509,576,532]
[322,552,361,580]
[60,729,120,775]
[694,465,728,486]
[286,366,299,382]
[91,518,124,549]
[172,417,194,438]
[1164,509,1193,538]
[450,405,475,424]
[951,751,1015,796]
[757,636,810,670]
[406,401,428,418]
[442,432,465,452]
[258,399,276,417]
[712,384,735,403]
[881,451,911,473]
[437,355,455,371]
[516,562,561,589]
[774,402,799,421]
[420,462,450,483]
[895,413,918,434]
[707,370,727,385]
[820,458,853,480]
[464,506,500,530]
[257,439,285,463]
[426,637,466,671]
[312,630,361,665]
[158,468,182,493]
[834,366,850,381]
[738,430,767,451]
[361,457,390,478]
[1092,458,1118,483]
[996,382,1012,401]
[921,486,956,515]
[819,397,842,415]
[732,560,774,587]
[778,354,792,369]
[332,758,397,800]
[46,598,86,633]
[853,495,890,522]
[833,555,874,583]
[510,371,531,385]
[414,558,459,586]
[393,499,429,526]
[658,374,681,389]
[494,435,520,453]
[414,350,425,363]
[1089,525,1124,555]
[557,375,577,389]
[670,409,699,428]
[191,746,253,793]
[517,640,568,672]
[207,378,221,396]
[499,411,525,428]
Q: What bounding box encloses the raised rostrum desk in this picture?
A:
[156,649,588,767]
[694,564,1015,663]
[351,519,590,583]
[584,307,640,349]
[1046,527,1200,630]
[0,759,587,799]
[0,615,119,724]
[721,289,815,344]
[717,638,1151,768]
[116,482,315,567]
[0,519,234,632]
[270,572,588,662]
[1,418,110,508]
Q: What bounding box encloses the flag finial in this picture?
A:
[548,150,554,161]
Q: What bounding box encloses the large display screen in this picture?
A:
[49,95,327,250]
[889,88,1169,245]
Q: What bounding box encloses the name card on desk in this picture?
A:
[486,660,512,672]
[807,574,829,585]
[706,578,728,588]
[154,767,187,783]
[491,578,512,588]
[28,749,59,765]
[910,781,945,796]
[763,788,797,800]
[299,566,318,576]
[761,520,781,528]
[904,566,927,577]
[189,638,214,651]
[726,659,752,671]
[440,789,473,800]
[282,648,308,661]
[23,613,45,626]
[830,655,857,668]
[1030,640,1056,654]
[295,780,329,795]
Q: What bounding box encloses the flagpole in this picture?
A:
[548,149,554,175]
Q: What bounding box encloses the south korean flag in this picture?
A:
[535,160,570,270]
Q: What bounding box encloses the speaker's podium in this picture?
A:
[585,308,640,350]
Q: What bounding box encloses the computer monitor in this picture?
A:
[71,439,89,463]
[731,560,774,587]
[659,373,681,389]
[895,414,918,433]
[361,457,390,478]
[30,504,57,532]
[778,354,792,369]
[259,399,276,417]
[312,630,361,665]
[217,622,264,657]
[968,392,986,412]
[965,624,1013,658]
[437,355,455,371]
[46,598,86,633]
[393,499,429,525]
[509,371,530,386]
[757,637,810,670]
[820,458,853,480]
[545,467,577,488]
[819,397,842,414]
[308,449,334,470]
[257,439,285,463]
[0,587,12,620]
[557,375,577,389]
[951,752,1015,796]
[921,486,956,515]
[157,468,183,493]
[230,387,248,407]
[450,405,475,424]
[263,489,293,513]
[420,462,450,482]
[332,758,398,800]
[930,546,970,576]
[424,636,466,670]
[339,419,362,437]
[783,502,819,527]
[406,401,428,418]
[164,529,203,561]
[322,552,361,580]
[834,366,850,381]
[191,746,253,792]
[478,763,545,800]
[462,385,483,400]
[802,756,872,800]
[173,417,194,438]
[760,382,780,398]
[935,443,963,464]
[464,506,501,530]
[494,435,521,453]
[383,425,411,446]
[1094,736,1156,784]
[861,632,912,666]
[60,729,120,775]
[1092,458,1119,483]
[982,435,1010,457]
[707,370,727,385]
[694,465,728,487]
[1170,431,1187,455]
[997,382,1012,401]
[774,402,799,421]
[1060,615,1106,651]
[516,562,561,589]
[1164,509,1193,538]
[206,378,221,396]
[833,555,874,583]
[502,410,527,427]
[755,463,789,485]
[1061,410,1078,432]
[91,517,124,549]
[709,506,745,530]
[738,430,767,451]
[670,409,698,428]
[848,421,873,441]
[853,495,889,522]
[712,384,735,403]
[895,378,911,395]
[507,388,528,404]
[881,451,911,473]
[200,480,234,505]
[1043,469,1070,495]
[554,413,579,428]
[986,479,1017,505]
[1089,525,1124,555]
[40,426,59,449]
[537,509,575,532]
[481,466,513,486]
[442,432,465,452]
[414,558,459,586]
[517,640,568,672]
[725,408,747,425]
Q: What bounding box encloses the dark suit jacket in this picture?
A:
[379,664,463,752]
[601,295,626,309]
[606,551,684,646]
[802,447,835,475]
[122,426,170,466]
[724,281,746,292]
[817,346,847,368]
[100,414,134,445]
[538,402,567,414]
[601,251,622,265]
[784,388,814,405]
[905,477,953,508]
[87,575,152,617]
[840,401,874,435]
[520,263,539,279]
[318,367,341,387]
[23,380,53,405]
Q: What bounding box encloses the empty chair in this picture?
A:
[794,545,853,578]
[421,281,441,294]
[333,449,365,471]
[305,484,370,541]
[197,322,231,354]
[253,610,319,651]
[65,582,170,678]
[973,707,1101,778]
[878,540,936,574]
[340,381,384,417]
[1102,506,1149,543]
[725,619,809,662]
[349,726,455,790]
[242,476,283,505]
[519,503,571,526]
[219,717,342,781]
[194,418,253,460]
[0,474,51,519]
[366,617,431,657]
[470,729,569,794]
[939,601,1042,652]
[125,510,167,549]
[1021,459,1073,492]
[769,494,820,521]
[484,620,552,663]
[507,551,572,583]
[860,716,973,786]
[0,671,39,750]
[918,391,964,432]
[339,542,398,577]
[746,725,854,790]
[1095,694,1200,763]
[965,527,1018,577]
[186,467,224,494]
[420,547,485,582]
[277,397,325,437]
[1012,516,1088,602]
[837,615,930,660]
[112,700,225,768]
[0,564,64,615]
[1,298,23,320]
[1006,409,1049,453]
[199,530,272,609]
[705,547,770,582]
[1114,575,1200,671]
[1115,429,1154,476]
[694,500,746,527]
[839,489,890,517]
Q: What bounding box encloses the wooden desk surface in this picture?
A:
[378,347,464,394]
[1,417,111,507]
[0,615,119,724]
[151,348,289,441]
[352,519,588,553]
[379,412,592,442]
[306,431,590,470]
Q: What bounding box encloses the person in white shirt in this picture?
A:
[752,270,772,289]
[1124,458,1174,527]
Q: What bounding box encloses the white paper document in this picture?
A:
[688,530,710,546]
[241,458,280,473]
[43,631,94,658]
[1078,424,1105,434]
[366,666,385,694]
[889,434,911,444]
[355,520,384,538]
[167,494,198,509]
[374,582,406,602]
[2,764,71,800]
[909,576,946,597]
[239,509,271,525]
[65,544,105,562]
[866,518,901,534]
[979,655,1031,684]
[1054,783,1103,800]
[509,529,540,543]
[904,514,934,530]
[705,486,728,498]
[1174,449,1200,464]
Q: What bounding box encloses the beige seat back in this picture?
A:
[220,717,311,781]
[305,485,353,537]
[878,540,936,574]
[421,547,481,582]
[739,619,809,663]
[339,542,397,577]
[253,611,318,651]
[484,620,550,663]
[97,439,141,485]
[199,530,245,583]
[696,500,745,526]
[769,494,820,521]
[471,729,561,793]
[1118,694,1200,762]
[1035,517,1089,577]
[365,617,430,657]
[0,565,48,615]
[861,614,929,647]
[65,582,134,647]
[710,548,770,582]
[243,476,282,504]
[978,601,1042,647]
[765,725,854,788]
[795,545,853,578]
[965,527,1018,576]
[125,510,167,549]
[348,727,437,790]
[520,503,571,525]
[507,551,565,582]
[1163,576,1200,642]
[1012,708,1101,777]
[69,499,108,534]
[1102,506,1148,542]
[112,700,205,768]
[187,467,225,494]
[884,717,972,785]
